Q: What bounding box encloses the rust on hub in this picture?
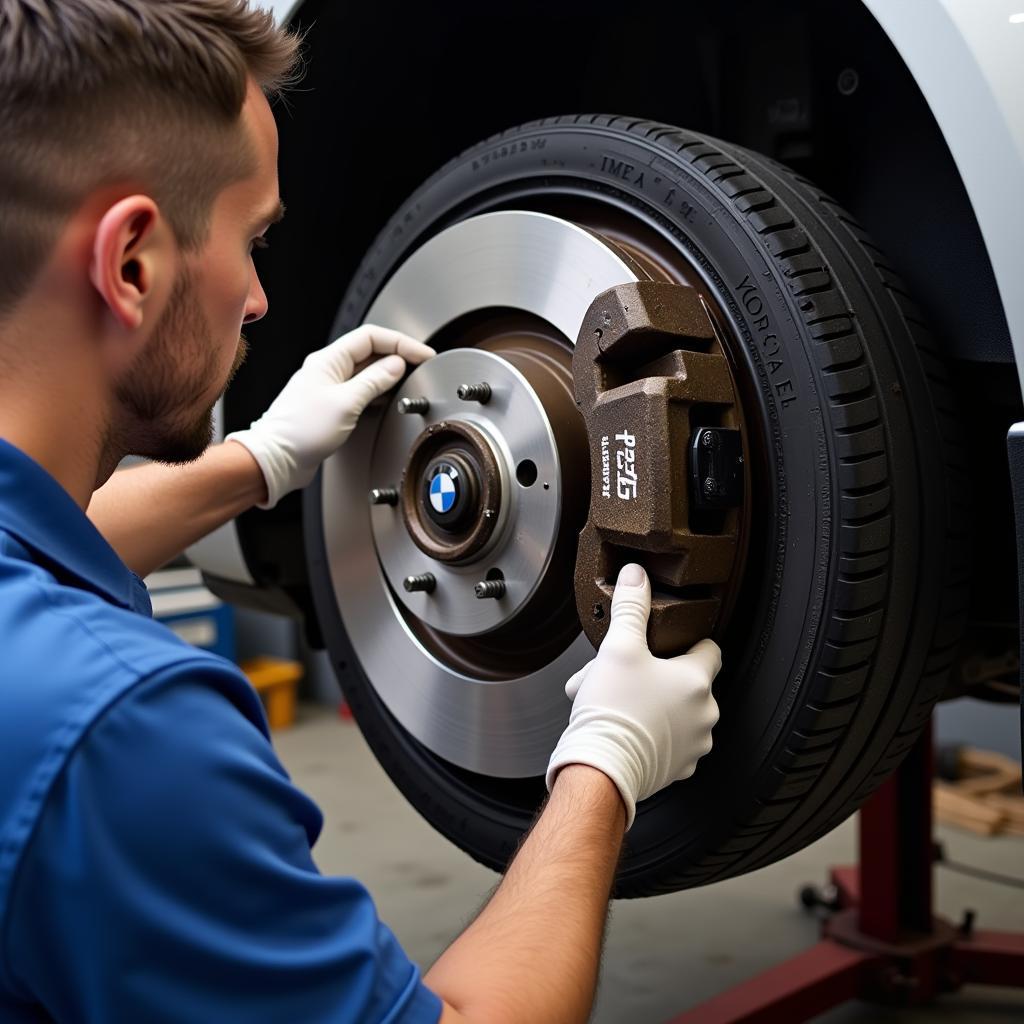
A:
[573,281,745,656]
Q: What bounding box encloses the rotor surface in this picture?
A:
[321,211,640,777]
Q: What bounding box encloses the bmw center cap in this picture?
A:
[429,467,459,515]
[424,459,469,529]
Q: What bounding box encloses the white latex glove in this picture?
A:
[546,563,721,830]
[227,325,435,509]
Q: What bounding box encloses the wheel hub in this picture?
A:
[371,347,565,636]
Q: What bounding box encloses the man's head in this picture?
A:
[0,1,298,466]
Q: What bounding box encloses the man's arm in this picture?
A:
[430,764,624,1024]
[427,564,722,1024]
[87,441,265,577]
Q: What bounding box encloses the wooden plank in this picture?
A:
[934,785,1006,836]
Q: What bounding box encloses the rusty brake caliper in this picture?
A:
[573,281,746,656]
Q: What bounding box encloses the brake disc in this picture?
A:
[320,210,746,778]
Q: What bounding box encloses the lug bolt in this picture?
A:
[398,396,430,415]
[475,579,506,600]
[457,382,492,404]
[369,487,399,506]
[403,573,436,594]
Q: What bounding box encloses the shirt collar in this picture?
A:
[0,437,137,609]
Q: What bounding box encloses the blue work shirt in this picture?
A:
[0,439,442,1024]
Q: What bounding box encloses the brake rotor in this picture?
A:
[319,210,748,777]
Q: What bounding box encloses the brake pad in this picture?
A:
[572,281,744,656]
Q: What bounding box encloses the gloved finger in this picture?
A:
[672,638,723,682]
[392,335,436,365]
[603,563,652,647]
[310,327,433,383]
[340,325,434,372]
[339,355,407,417]
[354,324,435,366]
[705,695,721,730]
[564,661,593,701]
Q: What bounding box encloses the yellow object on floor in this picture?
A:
[241,656,304,730]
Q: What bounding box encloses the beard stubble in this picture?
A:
[113,267,249,465]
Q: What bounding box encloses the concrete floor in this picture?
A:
[273,706,1024,1023]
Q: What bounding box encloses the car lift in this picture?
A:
[668,722,1024,1023]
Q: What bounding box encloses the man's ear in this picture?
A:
[89,195,175,333]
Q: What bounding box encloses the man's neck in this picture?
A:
[0,317,111,510]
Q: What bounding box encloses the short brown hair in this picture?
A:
[0,1,300,316]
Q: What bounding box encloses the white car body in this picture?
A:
[861,0,1024,397]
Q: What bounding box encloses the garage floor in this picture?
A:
[274,706,1024,1023]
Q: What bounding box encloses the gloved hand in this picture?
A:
[546,563,721,830]
[227,325,435,509]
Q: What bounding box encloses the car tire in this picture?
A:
[305,116,969,895]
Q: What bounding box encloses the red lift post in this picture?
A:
[669,722,1024,1023]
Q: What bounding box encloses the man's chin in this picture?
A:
[144,409,216,466]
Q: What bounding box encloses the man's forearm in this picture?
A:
[428,764,625,1024]
[87,441,267,577]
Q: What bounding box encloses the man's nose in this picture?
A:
[244,272,269,325]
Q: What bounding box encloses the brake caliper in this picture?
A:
[573,281,745,656]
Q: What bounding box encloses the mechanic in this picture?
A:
[0,3,720,1022]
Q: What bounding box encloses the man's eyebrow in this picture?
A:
[254,199,286,232]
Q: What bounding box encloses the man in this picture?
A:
[0,2,721,1022]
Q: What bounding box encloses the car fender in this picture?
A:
[861,0,1024,396]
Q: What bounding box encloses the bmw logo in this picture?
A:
[421,452,480,533]
[428,465,460,516]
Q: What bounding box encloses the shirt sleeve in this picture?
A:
[4,664,443,1024]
